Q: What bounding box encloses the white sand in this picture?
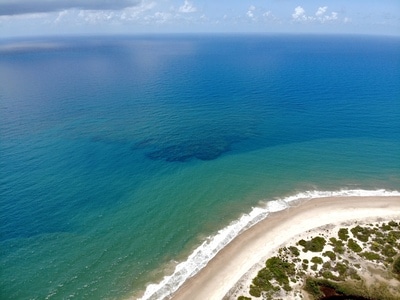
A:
[171,196,400,300]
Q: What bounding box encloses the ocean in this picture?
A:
[0,34,399,300]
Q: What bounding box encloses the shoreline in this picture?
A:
[170,195,400,300]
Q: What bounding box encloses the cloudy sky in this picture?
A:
[0,0,399,37]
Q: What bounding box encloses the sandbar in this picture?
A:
[171,196,400,300]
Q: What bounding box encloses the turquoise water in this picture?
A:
[0,35,399,299]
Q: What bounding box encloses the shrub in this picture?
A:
[283,284,292,292]
[334,262,348,276]
[252,276,271,290]
[257,268,273,281]
[330,237,345,254]
[323,251,336,261]
[373,237,386,245]
[387,231,400,246]
[238,296,251,300]
[347,239,362,253]
[382,245,397,258]
[311,257,323,264]
[350,271,361,281]
[381,223,392,231]
[321,270,336,280]
[389,230,400,239]
[289,246,300,257]
[393,256,400,275]
[311,264,318,271]
[350,225,370,242]
[299,236,326,252]
[265,256,296,285]
[370,242,380,252]
[322,261,331,269]
[249,285,262,297]
[338,228,349,241]
[304,278,322,297]
[386,257,394,264]
[360,251,380,261]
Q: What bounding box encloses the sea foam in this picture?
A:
[137,189,400,300]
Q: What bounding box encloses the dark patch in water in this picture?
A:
[146,139,233,162]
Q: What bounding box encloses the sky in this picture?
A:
[0,0,399,37]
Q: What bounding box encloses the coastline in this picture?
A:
[170,195,400,300]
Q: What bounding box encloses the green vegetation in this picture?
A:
[351,225,371,242]
[239,221,400,300]
[304,278,323,298]
[382,223,393,231]
[311,256,323,264]
[289,246,300,257]
[302,263,308,271]
[329,237,345,254]
[338,228,349,241]
[248,256,296,298]
[334,262,349,276]
[321,270,336,280]
[347,238,362,253]
[323,250,336,261]
[298,236,326,252]
[265,257,295,290]
[394,256,400,276]
[360,251,380,261]
[382,245,397,258]
[370,241,381,252]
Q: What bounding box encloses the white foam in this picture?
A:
[137,189,400,300]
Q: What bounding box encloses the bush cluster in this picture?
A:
[240,220,400,300]
[298,236,326,252]
[338,228,349,241]
[248,256,296,298]
[347,238,362,253]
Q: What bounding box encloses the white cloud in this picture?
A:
[262,11,279,23]
[119,2,156,22]
[316,6,327,17]
[146,11,173,24]
[344,17,351,23]
[316,7,338,23]
[179,0,197,13]
[54,10,68,23]
[328,12,338,21]
[292,6,306,20]
[292,6,339,23]
[78,10,114,24]
[246,5,256,19]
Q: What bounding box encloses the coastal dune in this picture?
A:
[171,195,400,300]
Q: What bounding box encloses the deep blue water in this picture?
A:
[0,34,399,299]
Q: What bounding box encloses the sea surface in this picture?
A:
[0,34,399,300]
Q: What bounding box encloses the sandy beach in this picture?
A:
[171,196,400,300]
